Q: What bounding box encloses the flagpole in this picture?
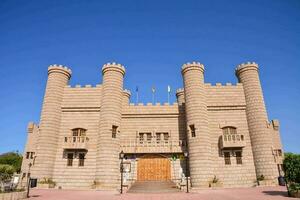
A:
[152,92,154,104]
[152,86,155,104]
[167,85,171,104]
[136,86,139,104]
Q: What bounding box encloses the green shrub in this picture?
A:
[283,153,300,183]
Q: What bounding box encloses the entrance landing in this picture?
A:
[127,181,180,193]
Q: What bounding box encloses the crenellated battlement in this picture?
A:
[127,102,178,106]
[235,61,258,76]
[205,82,243,87]
[181,61,205,74]
[102,62,125,75]
[66,84,102,88]
[123,89,131,96]
[176,88,184,95]
[48,64,72,79]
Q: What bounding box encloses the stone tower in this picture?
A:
[181,62,211,187]
[236,62,278,184]
[122,89,131,106]
[176,88,185,105]
[33,65,71,178]
[96,62,125,189]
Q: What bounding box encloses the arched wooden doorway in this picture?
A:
[137,154,171,181]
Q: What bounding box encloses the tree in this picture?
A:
[0,164,15,191]
[0,152,23,173]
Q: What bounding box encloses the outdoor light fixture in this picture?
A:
[27,162,33,198]
[184,151,189,193]
[120,150,124,194]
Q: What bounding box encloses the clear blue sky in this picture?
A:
[0,0,299,154]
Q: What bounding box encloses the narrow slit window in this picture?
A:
[112,125,118,138]
[190,125,196,137]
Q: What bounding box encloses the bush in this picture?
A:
[283,153,300,196]
[283,153,300,183]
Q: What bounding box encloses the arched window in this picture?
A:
[222,126,237,135]
[72,128,86,137]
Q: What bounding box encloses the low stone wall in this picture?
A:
[0,191,27,200]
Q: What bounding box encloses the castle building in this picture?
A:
[20,61,284,190]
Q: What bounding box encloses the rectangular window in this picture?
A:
[156,133,161,143]
[30,152,35,159]
[139,133,144,144]
[236,151,242,165]
[26,152,30,159]
[146,133,152,143]
[224,152,231,165]
[67,153,73,166]
[112,125,118,138]
[78,153,85,167]
[190,125,196,137]
[72,129,79,136]
[163,133,169,143]
[278,149,282,156]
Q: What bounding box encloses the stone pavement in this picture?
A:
[128,181,180,193]
[28,186,293,200]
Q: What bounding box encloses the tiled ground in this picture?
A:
[28,186,293,200]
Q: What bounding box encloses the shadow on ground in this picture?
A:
[263,191,289,197]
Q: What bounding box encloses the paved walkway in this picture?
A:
[128,181,180,193]
[28,186,293,200]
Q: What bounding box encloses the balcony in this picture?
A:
[220,134,246,149]
[121,139,187,153]
[63,136,89,150]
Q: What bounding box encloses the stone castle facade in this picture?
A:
[20,61,284,190]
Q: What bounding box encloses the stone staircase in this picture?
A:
[128,181,181,193]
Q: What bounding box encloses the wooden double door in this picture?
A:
[137,155,171,181]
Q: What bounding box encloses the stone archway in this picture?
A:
[137,154,171,181]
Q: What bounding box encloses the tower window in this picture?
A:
[112,125,118,138]
[190,125,196,137]
[236,151,242,165]
[224,152,231,165]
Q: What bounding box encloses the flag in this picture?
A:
[167,85,171,93]
[152,86,155,93]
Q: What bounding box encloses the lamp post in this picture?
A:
[184,151,189,193]
[119,150,125,194]
[27,163,32,198]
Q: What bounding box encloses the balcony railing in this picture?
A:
[121,139,187,153]
[63,136,89,150]
[220,134,246,149]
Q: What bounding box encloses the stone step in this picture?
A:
[128,181,181,193]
